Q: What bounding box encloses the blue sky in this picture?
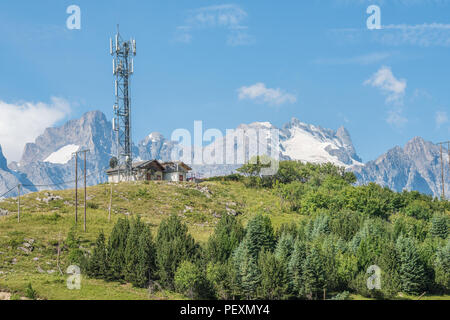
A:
[0,0,449,162]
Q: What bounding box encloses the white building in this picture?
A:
[106,160,192,183]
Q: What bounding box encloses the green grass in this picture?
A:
[0,180,302,300]
[0,180,447,300]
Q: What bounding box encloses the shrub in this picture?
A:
[25,283,37,300]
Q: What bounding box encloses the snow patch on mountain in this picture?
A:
[44,144,80,164]
[281,125,350,167]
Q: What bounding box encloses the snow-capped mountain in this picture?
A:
[0,145,36,198]
[138,132,180,162]
[280,118,362,167]
[353,137,450,198]
[14,111,117,190]
[0,111,448,199]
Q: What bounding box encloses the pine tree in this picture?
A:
[107,218,130,280]
[134,225,156,288]
[124,216,154,287]
[274,232,295,295]
[430,213,448,239]
[288,239,307,297]
[155,214,199,289]
[87,231,108,279]
[258,249,285,299]
[239,248,260,299]
[274,232,294,264]
[396,235,426,295]
[245,214,276,260]
[302,245,326,299]
[433,239,450,291]
[207,215,245,264]
[232,238,260,299]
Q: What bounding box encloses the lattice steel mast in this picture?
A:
[110,26,136,181]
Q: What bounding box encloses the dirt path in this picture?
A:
[0,292,11,300]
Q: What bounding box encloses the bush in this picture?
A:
[331,291,350,300]
[174,261,210,299]
[25,283,37,300]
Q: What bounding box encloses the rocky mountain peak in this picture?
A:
[0,145,8,171]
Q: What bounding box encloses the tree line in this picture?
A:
[68,160,449,300]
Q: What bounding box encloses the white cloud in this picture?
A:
[379,23,450,47]
[387,109,408,127]
[187,4,247,28]
[175,4,254,46]
[313,52,391,65]
[436,111,448,128]
[364,66,407,105]
[331,23,450,47]
[0,97,71,162]
[238,83,297,106]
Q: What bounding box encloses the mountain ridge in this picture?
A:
[0,110,448,198]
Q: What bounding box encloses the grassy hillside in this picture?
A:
[0,180,303,300]
[0,177,448,300]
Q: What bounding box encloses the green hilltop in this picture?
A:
[0,161,448,300]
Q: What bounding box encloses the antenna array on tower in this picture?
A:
[110,26,136,181]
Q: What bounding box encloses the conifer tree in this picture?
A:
[239,247,260,299]
[274,232,295,294]
[396,235,426,295]
[107,218,130,280]
[134,225,156,288]
[288,239,307,296]
[302,245,326,299]
[207,214,245,264]
[434,240,450,290]
[155,214,199,289]
[258,249,285,299]
[430,213,448,239]
[245,214,276,259]
[87,231,108,279]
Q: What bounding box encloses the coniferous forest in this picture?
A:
[76,160,449,300]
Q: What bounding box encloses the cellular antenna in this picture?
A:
[111,25,136,181]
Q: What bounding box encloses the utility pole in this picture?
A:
[437,141,449,200]
[84,151,87,232]
[17,184,21,223]
[440,144,445,200]
[73,149,90,230]
[74,153,78,224]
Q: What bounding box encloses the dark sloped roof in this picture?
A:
[106,160,191,174]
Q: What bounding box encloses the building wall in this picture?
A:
[107,172,137,183]
[163,172,187,182]
[108,171,187,183]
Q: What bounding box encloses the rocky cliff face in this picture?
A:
[0,145,7,171]
[280,118,362,167]
[16,111,116,190]
[0,145,36,197]
[0,111,448,199]
[353,137,449,198]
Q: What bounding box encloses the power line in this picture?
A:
[0,185,17,199]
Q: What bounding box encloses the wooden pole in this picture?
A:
[108,182,113,222]
[75,154,78,224]
[84,151,87,232]
[440,144,445,200]
[17,184,21,223]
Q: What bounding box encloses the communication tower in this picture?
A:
[110,26,136,181]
